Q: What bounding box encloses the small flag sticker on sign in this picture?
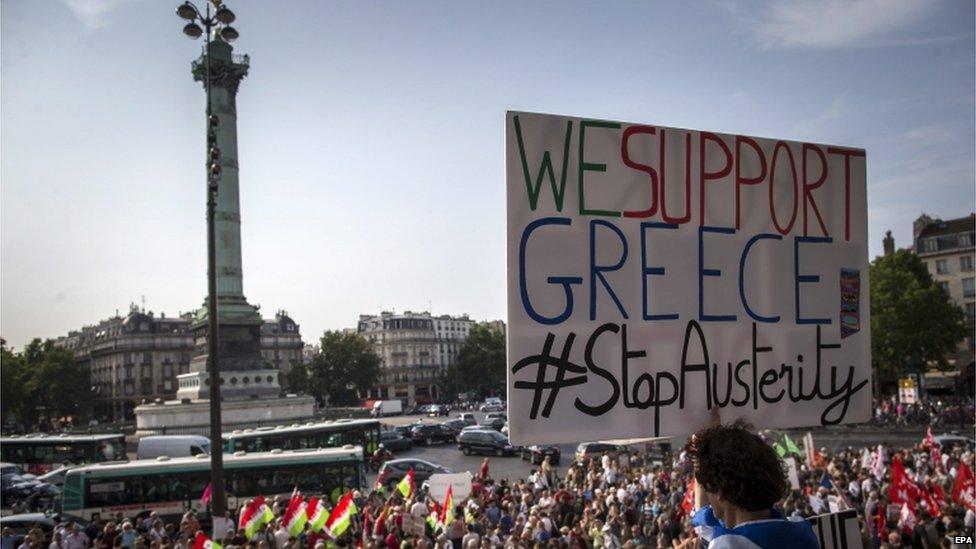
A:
[840,268,860,339]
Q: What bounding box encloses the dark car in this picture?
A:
[575,442,621,464]
[457,429,518,457]
[459,413,476,426]
[427,405,449,417]
[393,424,417,438]
[379,431,414,452]
[0,474,42,506]
[410,424,455,445]
[521,444,561,465]
[441,419,466,437]
[479,416,506,431]
[376,458,452,489]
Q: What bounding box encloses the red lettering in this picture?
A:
[621,125,658,218]
[661,130,692,225]
[768,141,798,235]
[827,147,866,241]
[699,132,733,227]
[802,144,829,237]
[735,136,767,230]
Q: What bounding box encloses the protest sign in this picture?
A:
[506,111,870,444]
[427,472,472,503]
[785,457,800,491]
[808,509,862,549]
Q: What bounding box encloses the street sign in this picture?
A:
[506,111,871,444]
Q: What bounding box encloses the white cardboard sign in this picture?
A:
[506,111,871,445]
[427,472,472,503]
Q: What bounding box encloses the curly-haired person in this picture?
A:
[685,420,819,549]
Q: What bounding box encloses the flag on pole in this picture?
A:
[923,426,935,448]
[952,461,976,512]
[306,497,329,533]
[374,467,388,493]
[875,500,886,539]
[920,487,943,517]
[200,482,213,507]
[283,492,308,537]
[773,443,786,459]
[440,486,455,529]
[897,502,917,535]
[241,496,275,540]
[871,445,886,481]
[325,492,358,537]
[193,532,221,549]
[782,434,802,456]
[888,456,920,508]
[860,448,872,471]
[681,477,696,515]
[426,499,442,531]
[819,472,832,490]
[397,468,415,498]
[374,505,390,537]
[803,433,815,466]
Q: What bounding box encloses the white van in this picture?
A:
[137,435,211,460]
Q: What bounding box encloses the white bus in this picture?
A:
[222,419,380,459]
[61,447,364,522]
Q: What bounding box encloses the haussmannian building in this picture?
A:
[912,213,976,394]
[55,306,304,422]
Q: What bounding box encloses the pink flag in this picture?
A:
[200,482,213,507]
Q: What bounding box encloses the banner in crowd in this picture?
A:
[808,509,860,549]
[427,472,473,503]
[506,111,870,444]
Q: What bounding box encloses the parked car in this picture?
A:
[485,412,507,422]
[441,419,466,437]
[410,424,455,445]
[459,413,477,426]
[575,442,621,464]
[479,416,506,431]
[457,429,518,457]
[521,445,561,465]
[394,424,419,438]
[379,431,414,452]
[376,458,452,489]
[427,405,449,417]
[933,434,976,451]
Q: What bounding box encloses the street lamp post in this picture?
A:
[175,0,239,523]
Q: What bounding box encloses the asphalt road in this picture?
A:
[371,411,943,485]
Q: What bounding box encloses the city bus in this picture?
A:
[223,418,380,459]
[0,434,126,474]
[61,446,365,522]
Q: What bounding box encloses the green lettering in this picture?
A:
[514,115,573,211]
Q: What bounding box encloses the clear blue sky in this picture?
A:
[2,0,974,349]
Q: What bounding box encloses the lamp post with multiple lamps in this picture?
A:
[175,0,239,522]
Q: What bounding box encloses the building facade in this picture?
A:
[55,306,303,422]
[260,311,304,390]
[912,213,976,393]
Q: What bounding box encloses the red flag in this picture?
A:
[193,532,219,549]
[681,477,696,515]
[373,505,390,537]
[952,461,976,512]
[875,501,886,539]
[200,482,213,507]
[924,426,935,448]
[920,486,942,517]
[932,484,948,511]
[888,456,920,508]
[897,503,916,536]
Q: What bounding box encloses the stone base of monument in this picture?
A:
[133,394,316,438]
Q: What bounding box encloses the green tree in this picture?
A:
[284,362,310,394]
[870,250,967,389]
[305,331,381,406]
[1,339,91,426]
[442,325,506,399]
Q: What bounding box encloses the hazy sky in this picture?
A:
[2,0,974,350]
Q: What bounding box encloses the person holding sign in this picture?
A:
[685,419,819,548]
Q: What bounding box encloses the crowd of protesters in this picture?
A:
[5,423,975,549]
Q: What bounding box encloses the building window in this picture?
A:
[962,256,974,272]
[939,281,950,294]
[936,259,948,274]
[963,278,975,298]
[961,233,973,247]
[966,303,975,321]
[923,238,937,252]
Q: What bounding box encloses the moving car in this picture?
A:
[379,431,414,452]
[457,429,518,457]
[521,445,561,465]
[441,419,466,437]
[376,458,452,489]
[410,424,455,445]
[459,413,477,426]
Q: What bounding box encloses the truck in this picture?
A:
[371,400,403,417]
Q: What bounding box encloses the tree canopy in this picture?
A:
[1,339,91,426]
[290,331,382,407]
[441,324,506,399]
[870,250,967,386]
